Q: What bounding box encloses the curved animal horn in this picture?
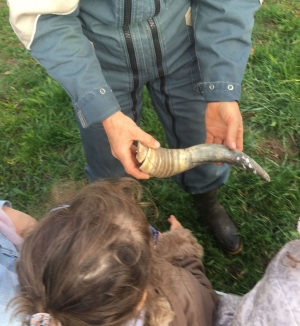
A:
[136,142,270,182]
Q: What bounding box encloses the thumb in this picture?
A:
[226,120,239,150]
[136,128,160,149]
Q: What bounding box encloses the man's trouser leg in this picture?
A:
[147,1,230,195]
[147,66,241,254]
[146,58,230,195]
[147,3,241,253]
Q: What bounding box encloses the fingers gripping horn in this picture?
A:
[136,142,270,182]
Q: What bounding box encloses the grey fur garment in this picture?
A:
[215,240,300,326]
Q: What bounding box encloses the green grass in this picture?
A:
[0,0,299,295]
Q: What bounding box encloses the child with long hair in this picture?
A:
[12,178,218,326]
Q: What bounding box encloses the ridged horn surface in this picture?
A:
[136,142,270,182]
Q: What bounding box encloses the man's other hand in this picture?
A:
[205,101,243,151]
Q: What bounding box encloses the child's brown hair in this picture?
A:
[13,178,172,326]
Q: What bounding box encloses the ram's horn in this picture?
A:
[136,142,270,182]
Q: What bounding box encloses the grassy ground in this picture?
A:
[0,0,299,294]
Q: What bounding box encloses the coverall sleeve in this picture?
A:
[192,0,262,102]
[7,0,121,128]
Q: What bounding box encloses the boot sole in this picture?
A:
[227,241,243,255]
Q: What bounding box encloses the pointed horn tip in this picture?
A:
[232,149,270,182]
[256,171,270,182]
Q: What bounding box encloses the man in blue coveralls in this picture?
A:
[8,0,262,253]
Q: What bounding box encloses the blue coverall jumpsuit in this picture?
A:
[8,0,261,194]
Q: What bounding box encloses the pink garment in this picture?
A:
[0,208,22,251]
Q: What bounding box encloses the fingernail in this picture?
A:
[232,142,236,150]
[154,141,160,148]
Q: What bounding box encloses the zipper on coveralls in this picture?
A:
[147,14,180,148]
[148,1,187,188]
[123,0,139,122]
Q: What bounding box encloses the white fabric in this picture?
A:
[7,0,79,48]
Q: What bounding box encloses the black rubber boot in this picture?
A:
[192,189,242,254]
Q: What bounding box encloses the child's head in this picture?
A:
[14,178,157,326]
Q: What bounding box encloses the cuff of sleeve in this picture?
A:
[197,82,241,102]
[0,201,12,209]
[73,86,121,128]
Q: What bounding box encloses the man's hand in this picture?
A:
[102,111,160,179]
[205,101,243,151]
